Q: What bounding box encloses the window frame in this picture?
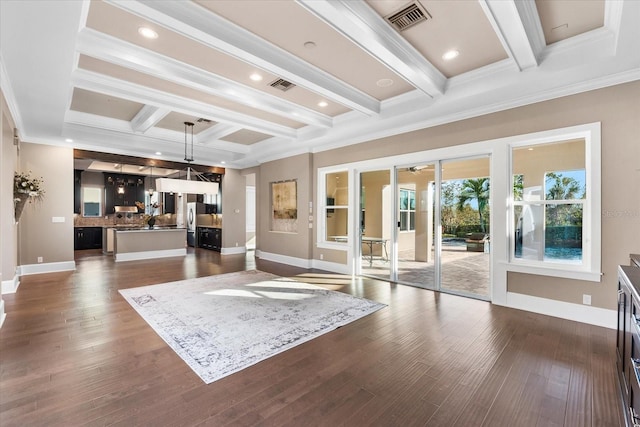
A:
[317,167,350,250]
[508,124,601,281]
[82,186,103,218]
[398,188,416,232]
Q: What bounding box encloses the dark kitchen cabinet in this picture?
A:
[163,192,176,214]
[197,227,221,252]
[74,227,103,250]
[617,257,640,427]
[195,173,223,214]
[74,169,82,214]
[104,173,146,214]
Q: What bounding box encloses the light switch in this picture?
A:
[52,217,65,223]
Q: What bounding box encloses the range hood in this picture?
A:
[114,206,139,213]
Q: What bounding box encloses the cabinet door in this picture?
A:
[212,229,221,251]
[619,282,629,376]
[74,228,84,250]
[74,170,82,214]
[163,193,175,214]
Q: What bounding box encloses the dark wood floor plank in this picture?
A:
[0,249,623,426]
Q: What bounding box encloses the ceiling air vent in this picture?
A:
[269,78,296,92]
[197,118,212,123]
[386,2,431,32]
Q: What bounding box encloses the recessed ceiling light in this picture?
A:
[376,78,394,88]
[442,49,459,61]
[528,148,534,151]
[138,27,158,39]
[221,161,226,164]
[318,101,328,108]
[65,138,73,143]
[304,41,316,49]
[155,151,162,156]
[249,73,263,82]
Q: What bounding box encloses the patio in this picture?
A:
[361,241,490,298]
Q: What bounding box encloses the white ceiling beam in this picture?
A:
[296,0,446,98]
[106,0,380,116]
[196,123,242,145]
[479,0,542,71]
[72,68,298,139]
[131,105,170,133]
[77,28,333,128]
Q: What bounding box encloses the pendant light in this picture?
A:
[155,120,219,195]
[117,164,125,194]
[148,166,154,196]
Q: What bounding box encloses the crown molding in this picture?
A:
[0,55,24,135]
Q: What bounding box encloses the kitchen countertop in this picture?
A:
[114,227,186,232]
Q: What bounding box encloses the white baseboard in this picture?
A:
[1,274,20,294]
[311,259,351,275]
[19,261,76,277]
[255,250,312,269]
[221,246,246,255]
[115,248,187,262]
[505,291,617,329]
[0,299,5,329]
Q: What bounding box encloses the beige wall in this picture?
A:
[18,143,74,265]
[257,153,312,259]
[309,81,640,310]
[1,91,18,288]
[220,168,246,249]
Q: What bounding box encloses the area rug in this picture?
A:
[119,270,385,384]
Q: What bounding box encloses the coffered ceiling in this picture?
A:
[1,0,638,169]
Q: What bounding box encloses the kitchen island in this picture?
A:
[113,227,187,262]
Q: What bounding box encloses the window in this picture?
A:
[511,132,599,279]
[399,189,415,231]
[322,170,349,243]
[82,187,102,217]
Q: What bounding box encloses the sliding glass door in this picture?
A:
[359,169,391,280]
[356,157,491,300]
[439,157,490,299]
[395,164,436,289]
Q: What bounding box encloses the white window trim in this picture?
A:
[507,122,601,282]
[82,185,103,218]
[398,188,416,232]
[317,167,349,251]
[315,122,602,307]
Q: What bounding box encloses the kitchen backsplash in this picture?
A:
[74,213,178,227]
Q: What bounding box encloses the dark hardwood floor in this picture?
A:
[0,249,623,426]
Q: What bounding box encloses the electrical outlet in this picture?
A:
[320,254,324,260]
[582,294,591,305]
[37,256,43,263]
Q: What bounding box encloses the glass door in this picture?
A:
[439,157,491,299]
[359,169,391,280]
[395,164,436,289]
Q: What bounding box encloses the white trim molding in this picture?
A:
[114,249,186,262]
[311,259,351,275]
[19,261,76,276]
[1,274,20,294]
[221,246,246,255]
[505,291,616,329]
[255,250,312,269]
[0,299,5,329]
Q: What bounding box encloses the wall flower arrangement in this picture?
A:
[14,171,45,221]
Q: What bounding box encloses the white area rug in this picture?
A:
[119,270,385,384]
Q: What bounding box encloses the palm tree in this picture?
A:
[457,178,490,232]
[545,172,581,200]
